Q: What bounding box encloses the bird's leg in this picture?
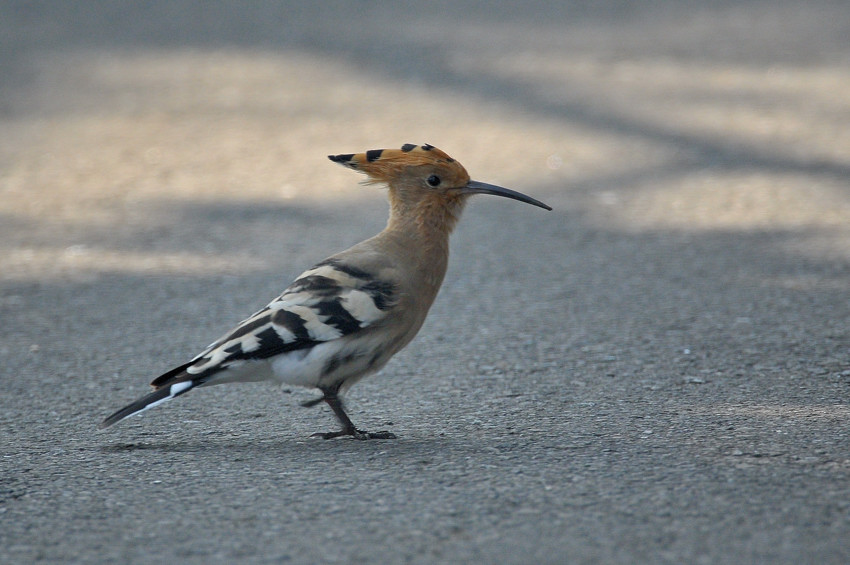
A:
[308,389,396,440]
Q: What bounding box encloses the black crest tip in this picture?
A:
[328,154,357,168]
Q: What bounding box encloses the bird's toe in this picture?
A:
[363,430,397,440]
[309,428,396,440]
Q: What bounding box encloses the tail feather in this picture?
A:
[99,380,198,429]
[149,361,196,388]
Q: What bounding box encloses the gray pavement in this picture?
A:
[2,2,850,563]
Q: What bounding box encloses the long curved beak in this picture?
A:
[461,180,552,211]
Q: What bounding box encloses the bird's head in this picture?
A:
[328,144,551,219]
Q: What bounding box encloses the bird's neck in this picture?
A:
[381,191,468,290]
[386,188,467,236]
[385,191,466,250]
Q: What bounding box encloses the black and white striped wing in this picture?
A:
[151,259,397,387]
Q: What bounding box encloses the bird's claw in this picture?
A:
[310,428,397,440]
[361,430,397,440]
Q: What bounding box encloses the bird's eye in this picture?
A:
[426,175,441,187]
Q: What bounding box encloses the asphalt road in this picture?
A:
[2,2,850,563]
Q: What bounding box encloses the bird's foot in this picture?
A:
[359,430,397,440]
[310,428,397,440]
[306,389,396,439]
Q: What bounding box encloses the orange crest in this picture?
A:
[328,144,471,187]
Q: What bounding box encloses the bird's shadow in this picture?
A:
[96,433,453,457]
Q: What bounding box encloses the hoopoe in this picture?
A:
[100,143,550,439]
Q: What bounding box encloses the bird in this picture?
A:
[99,143,551,439]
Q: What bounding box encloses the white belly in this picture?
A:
[202,336,393,391]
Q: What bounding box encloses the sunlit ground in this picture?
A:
[1,2,849,277]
